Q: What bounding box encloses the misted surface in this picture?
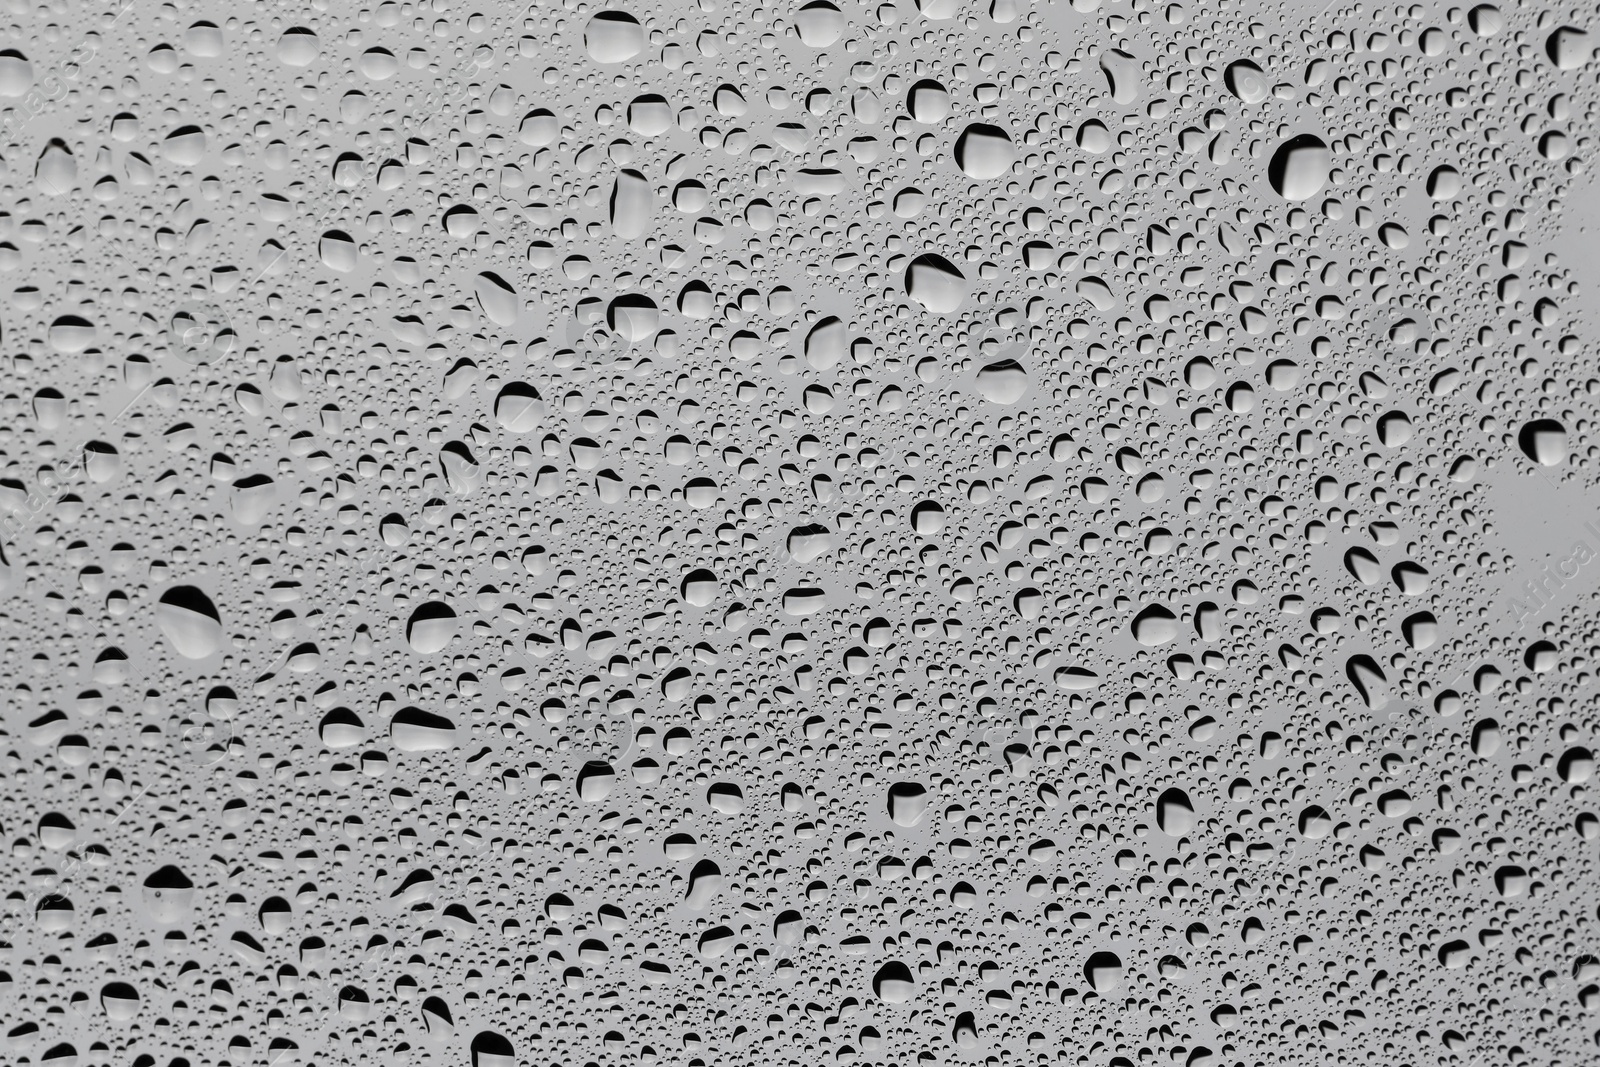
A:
[2,2,1600,1067]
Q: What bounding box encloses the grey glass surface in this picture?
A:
[2,1,1600,1066]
